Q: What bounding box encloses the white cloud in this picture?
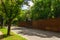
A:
[22,5,29,10]
[28,1,34,7]
[22,1,34,10]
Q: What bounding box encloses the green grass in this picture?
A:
[0,27,27,40]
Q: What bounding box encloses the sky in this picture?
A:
[22,1,34,10]
[28,1,34,7]
[22,5,29,10]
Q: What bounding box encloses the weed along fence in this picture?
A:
[18,18,60,32]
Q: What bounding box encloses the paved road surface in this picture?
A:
[11,26,60,40]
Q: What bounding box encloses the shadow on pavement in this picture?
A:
[11,27,60,38]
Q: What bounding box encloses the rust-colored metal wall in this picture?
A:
[18,21,32,27]
[18,18,60,32]
[32,18,60,32]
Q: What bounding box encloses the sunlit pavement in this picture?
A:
[11,26,60,40]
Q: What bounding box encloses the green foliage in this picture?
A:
[31,0,60,20]
[53,0,60,17]
[0,0,24,35]
[0,0,60,22]
[31,0,51,20]
[0,0,24,24]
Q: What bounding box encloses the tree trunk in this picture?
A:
[7,22,11,35]
[1,19,3,28]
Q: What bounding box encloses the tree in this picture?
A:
[53,0,60,17]
[31,0,50,20]
[0,15,3,28]
[31,0,60,20]
[0,0,24,35]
